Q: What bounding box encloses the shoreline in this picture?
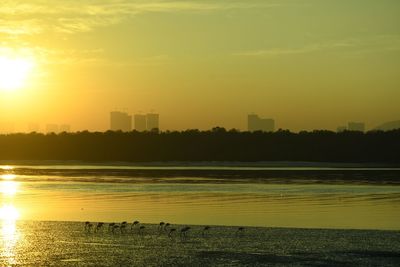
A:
[2,160,400,168]
[4,167,400,185]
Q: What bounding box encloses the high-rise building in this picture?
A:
[134,114,147,132]
[46,124,59,133]
[247,114,275,132]
[110,111,132,132]
[146,113,159,131]
[348,122,365,132]
[59,124,71,132]
[0,122,15,134]
[374,120,400,131]
[28,123,40,133]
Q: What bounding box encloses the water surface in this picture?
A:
[1,164,399,230]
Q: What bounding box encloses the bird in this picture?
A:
[202,226,211,237]
[180,226,191,238]
[108,223,116,232]
[164,223,171,232]
[168,228,176,238]
[139,225,145,235]
[111,224,120,234]
[120,222,127,233]
[131,220,140,231]
[158,222,165,231]
[84,221,93,232]
[95,222,104,233]
[236,227,245,236]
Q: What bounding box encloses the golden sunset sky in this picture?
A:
[0,0,399,132]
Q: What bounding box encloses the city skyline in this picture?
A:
[0,1,399,132]
[3,114,400,133]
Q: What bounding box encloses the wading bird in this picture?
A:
[95,222,104,233]
[139,225,145,235]
[202,226,211,237]
[158,222,165,231]
[180,226,191,238]
[131,220,140,231]
[84,221,93,232]
[120,222,127,233]
[112,224,120,234]
[236,227,245,236]
[108,223,116,232]
[164,223,171,232]
[168,228,176,238]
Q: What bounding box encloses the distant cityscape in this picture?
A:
[0,112,399,134]
[110,111,160,132]
[247,114,275,132]
[246,115,371,133]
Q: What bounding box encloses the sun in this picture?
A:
[0,56,34,91]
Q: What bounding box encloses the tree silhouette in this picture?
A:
[0,129,399,163]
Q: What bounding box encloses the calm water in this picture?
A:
[1,164,400,230]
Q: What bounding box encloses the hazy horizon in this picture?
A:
[0,0,399,132]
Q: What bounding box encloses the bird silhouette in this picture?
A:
[168,228,176,238]
[95,222,104,233]
[84,221,93,232]
[164,223,171,232]
[202,226,211,237]
[131,220,140,231]
[108,223,116,232]
[139,225,145,235]
[180,226,191,239]
[111,224,120,234]
[236,227,245,236]
[120,222,127,233]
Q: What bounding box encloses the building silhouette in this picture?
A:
[146,113,159,131]
[59,124,71,132]
[46,124,59,133]
[27,123,40,133]
[247,114,275,132]
[134,114,147,132]
[0,122,15,134]
[348,122,365,132]
[110,111,132,132]
[374,120,400,131]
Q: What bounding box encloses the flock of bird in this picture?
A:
[84,221,245,238]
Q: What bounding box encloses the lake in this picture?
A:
[1,164,399,230]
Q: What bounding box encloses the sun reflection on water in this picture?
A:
[0,204,20,266]
[0,205,20,221]
[0,167,21,266]
[0,181,19,197]
[0,166,14,171]
[1,174,16,180]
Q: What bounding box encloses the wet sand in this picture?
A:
[2,221,399,266]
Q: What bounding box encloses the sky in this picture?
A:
[0,0,399,132]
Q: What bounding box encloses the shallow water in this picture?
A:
[2,221,400,266]
[1,165,400,230]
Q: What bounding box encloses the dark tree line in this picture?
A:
[0,128,399,163]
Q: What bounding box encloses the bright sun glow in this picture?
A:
[0,181,19,197]
[1,174,16,180]
[0,205,19,221]
[0,166,14,170]
[0,56,34,91]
